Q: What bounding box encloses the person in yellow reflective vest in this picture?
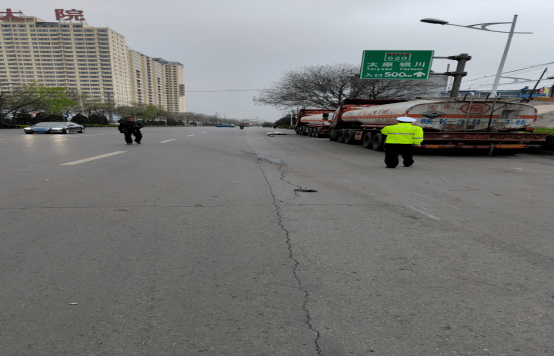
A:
[381,117,424,168]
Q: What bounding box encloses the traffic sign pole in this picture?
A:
[429,53,472,97]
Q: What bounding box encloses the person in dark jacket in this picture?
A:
[118,117,143,145]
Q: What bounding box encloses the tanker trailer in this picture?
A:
[295,109,335,137]
[329,97,547,153]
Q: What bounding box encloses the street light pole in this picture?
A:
[421,16,532,98]
[105,91,114,123]
[490,15,518,98]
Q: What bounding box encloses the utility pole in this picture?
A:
[431,53,472,97]
[106,92,113,122]
[524,68,548,103]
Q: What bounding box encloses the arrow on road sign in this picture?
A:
[364,74,373,77]
[414,72,426,78]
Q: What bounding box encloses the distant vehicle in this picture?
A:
[215,124,235,128]
[23,122,85,134]
[295,109,335,137]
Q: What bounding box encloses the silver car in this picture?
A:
[23,122,85,134]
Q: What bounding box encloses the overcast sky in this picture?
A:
[13,0,554,121]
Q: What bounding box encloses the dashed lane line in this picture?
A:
[61,151,126,166]
[159,139,176,143]
[407,205,440,220]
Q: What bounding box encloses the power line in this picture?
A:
[187,89,263,92]
[464,61,554,83]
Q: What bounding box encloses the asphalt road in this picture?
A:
[1,127,554,355]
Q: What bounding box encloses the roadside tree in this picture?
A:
[1,82,76,125]
[253,63,442,110]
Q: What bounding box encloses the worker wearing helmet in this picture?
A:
[381,117,424,168]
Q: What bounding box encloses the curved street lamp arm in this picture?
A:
[446,22,532,34]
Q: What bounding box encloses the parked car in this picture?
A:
[215,124,235,127]
[23,122,85,134]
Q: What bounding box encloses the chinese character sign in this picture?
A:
[55,9,85,21]
[360,50,434,80]
[0,8,24,21]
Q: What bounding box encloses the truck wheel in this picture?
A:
[329,129,337,141]
[372,133,385,151]
[337,130,346,143]
[302,127,308,136]
[362,132,374,149]
[314,129,321,138]
[344,130,356,145]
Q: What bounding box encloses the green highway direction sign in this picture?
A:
[360,50,434,80]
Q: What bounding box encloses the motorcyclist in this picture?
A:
[118,117,144,145]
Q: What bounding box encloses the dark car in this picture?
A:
[23,122,85,134]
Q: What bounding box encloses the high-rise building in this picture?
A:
[129,51,166,108]
[0,9,185,112]
[154,58,186,113]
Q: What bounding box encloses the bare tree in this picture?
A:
[253,63,443,110]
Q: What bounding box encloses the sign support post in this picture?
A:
[431,53,472,97]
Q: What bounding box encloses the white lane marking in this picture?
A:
[407,205,440,220]
[61,151,126,166]
[188,135,195,137]
[415,193,458,209]
[159,139,176,143]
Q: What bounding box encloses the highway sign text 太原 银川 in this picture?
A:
[360,50,434,80]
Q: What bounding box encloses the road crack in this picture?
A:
[253,159,322,355]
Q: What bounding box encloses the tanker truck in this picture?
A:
[327,97,547,153]
[295,109,335,137]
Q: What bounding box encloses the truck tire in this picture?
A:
[302,127,308,136]
[329,129,337,141]
[344,130,355,145]
[337,130,346,143]
[372,133,385,151]
[362,132,374,149]
[314,129,321,138]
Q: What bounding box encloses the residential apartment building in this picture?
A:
[129,50,166,108]
[0,10,185,112]
[154,58,186,113]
